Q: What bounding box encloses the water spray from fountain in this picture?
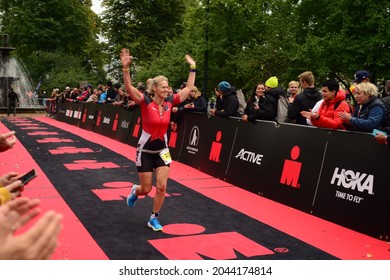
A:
[0,34,43,108]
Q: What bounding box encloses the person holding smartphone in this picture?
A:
[0,169,37,205]
[0,173,23,205]
[374,130,389,146]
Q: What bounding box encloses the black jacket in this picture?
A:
[245,87,284,122]
[8,90,19,104]
[215,87,240,118]
[288,87,322,125]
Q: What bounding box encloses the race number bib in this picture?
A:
[159,149,172,165]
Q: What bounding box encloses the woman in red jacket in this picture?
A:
[301,80,351,130]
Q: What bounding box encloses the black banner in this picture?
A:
[312,130,390,238]
[115,107,135,143]
[79,102,98,131]
[92,104,106,135]
[56,102,83,126]
[179,114,238,180]
[225,120,278,194]
[99,105,122,139]
[126,106,142,148]
[261,124,330,213]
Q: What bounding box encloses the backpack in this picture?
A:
[334,99,353,114]
[276,94,289,123]
[235,89,246,117]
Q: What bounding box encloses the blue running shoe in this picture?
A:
[126,184,138,207]
[148,217,163,231]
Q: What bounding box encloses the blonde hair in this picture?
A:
[192,86,202,99]
[356,82,378,97]
[298,71,315,86]
[146,78,154,93]
[289,80,299,87]
[150,75,169,94]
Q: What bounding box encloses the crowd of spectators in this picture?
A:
[45,70,390,147]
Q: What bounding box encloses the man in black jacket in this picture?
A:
[209,81,240,118]
[288,71,322,125]
[7,87,19,116]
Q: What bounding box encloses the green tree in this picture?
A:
[101,0,186,79]
[294,0,390,83]
[32,51,102,93]
[135,0,300,98]
[0,0,105,92]
[134,0,390,98]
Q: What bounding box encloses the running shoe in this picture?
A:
[148,217,163,231]
[126,184,138,207]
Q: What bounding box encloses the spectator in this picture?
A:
[287,80,300,103]
[77,85,92,102]
[209,81,240,118]
[0,197,63,259]
[86,88,99,103]
[339,82,387,132]
[243,76,282,122]
[0,177,22,205]
[306,99,324,126]
[354,70,370,84]
[0,128,63,259]
[242,82,263,122]
[69,88,79,100]
[277,80,300,124]
[46,89,60,116]
[0,131,16,152]
[98,87,107,104]
[112,87,128,106]
[171,86,207,129]
[384,80,390,97]
[106,81,116,103]
[301,80,350,130]
[63,86,71,101]
[7,87,19,117]
[347,70,371,106]
[261,76,284,121]
[288,71,322,125]
[173,86,207,114]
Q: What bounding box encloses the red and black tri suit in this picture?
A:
[135,93,181,172]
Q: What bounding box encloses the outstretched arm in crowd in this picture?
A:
[120,49,143,104]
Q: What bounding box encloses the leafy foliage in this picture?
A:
[0,0,389,98]
[0,0,105,95]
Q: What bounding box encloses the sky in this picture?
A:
[91,0,104,14]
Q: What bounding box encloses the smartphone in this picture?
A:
[18,169,37,186]
[372,129,387,137]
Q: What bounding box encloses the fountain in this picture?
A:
[0,34,42,109]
